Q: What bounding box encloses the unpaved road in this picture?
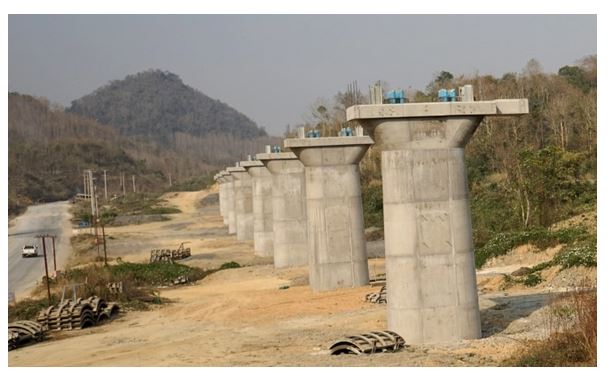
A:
[8,189,594,366]
[8,201,73,297]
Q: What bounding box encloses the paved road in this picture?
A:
[8,201,73,298]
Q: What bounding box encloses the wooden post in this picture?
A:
[132,175,136,193]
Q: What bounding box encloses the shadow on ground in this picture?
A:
[480,292,554,337]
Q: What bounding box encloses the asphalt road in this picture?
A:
[8,201,73,298]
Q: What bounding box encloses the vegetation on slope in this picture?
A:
[330,57,596,264]
[8,93,167,215]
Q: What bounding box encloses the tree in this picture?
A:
[436,71,454,83]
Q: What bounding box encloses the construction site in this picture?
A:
[7,88,597,366]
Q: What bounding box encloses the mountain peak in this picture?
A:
[68,69,266,142]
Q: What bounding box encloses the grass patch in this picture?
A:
[9,295,60,322]
[219,261,241,270]
[142,206,181,215]
[63,262,207,288]
[71,192,181,226]
[165,176,211,192]
[475,227,590,268]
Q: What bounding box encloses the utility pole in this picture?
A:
[83,172,88,197]
[94,184,100,220]
[93,185,100,259]
[37,235,52,305]
[51,235,57,272]
[103,170,108,201]
[88,170,96,219]
[101,223,108,266]
[132,175,136,193]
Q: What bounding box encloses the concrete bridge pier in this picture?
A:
[256,152,309,268]
[228,165,253,241]
[285,136,373,291]
[347,98,529,343]
[241,160,274,257]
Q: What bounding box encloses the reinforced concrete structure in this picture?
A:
[214,173,222,217]
[216,172,229,226]
[240,160,274,257]
[256,152,308,268]
[228,165,253,241]
[285,136,373,291]
[224,167,238,235]
[347,98,529,344]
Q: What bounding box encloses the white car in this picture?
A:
[22,245,39,258]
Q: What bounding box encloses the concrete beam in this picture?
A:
[346,99,529,120]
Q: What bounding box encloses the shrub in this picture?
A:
[219,261,241,270]
[552,241,597,269]
[523,273,543,287]
[362,183,383,228]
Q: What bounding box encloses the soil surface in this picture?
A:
[8,189,596,366]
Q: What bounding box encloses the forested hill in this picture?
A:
[67,70,267,143]
[8,93,167,215]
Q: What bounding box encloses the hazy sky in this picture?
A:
[8,14,596,135]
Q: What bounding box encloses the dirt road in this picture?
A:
[8,189,585,366]
[8,201,73,297]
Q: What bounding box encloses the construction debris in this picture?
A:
[150,242,191,263]
[365,285,387,304]
[36,296,120,331]
[8,321,46,351]
[369,273,386,287]
[107,281,124,294]
[329,330,405,355]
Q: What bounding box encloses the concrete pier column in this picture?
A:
[256,152,308,268]
[214,173,225,224]
[219,171,230,226]
[241,160,274,257]
[285,136,373,291]
[347,99,529,343]
[228,166,253,241]
[224,167,237,235]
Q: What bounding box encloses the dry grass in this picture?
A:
[505,286,596,366]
